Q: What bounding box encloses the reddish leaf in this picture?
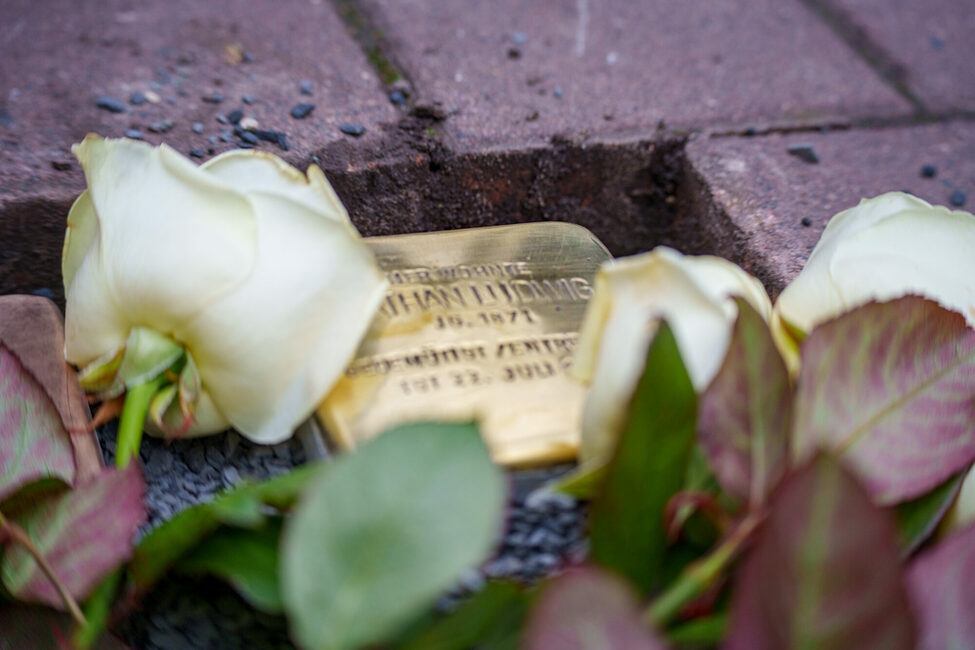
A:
[698,298,790,506]
[1,464,146,607]
[906,521,975,650]
[0,343,75,502]
[793,297,975,504]
[727,454,915,650]
[524,566,668,650]
[0,295,102,483]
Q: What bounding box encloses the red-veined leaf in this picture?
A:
[1,464,145,607]
[524,566,668,650]
[698,298,790,506]
[727,454,915,649]
[793,297,975,504]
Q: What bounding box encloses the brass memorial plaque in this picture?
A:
[312,222,611,467]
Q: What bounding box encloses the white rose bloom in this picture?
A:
[63,135,386,444]
[772,192,975,373]
[572,247,772,467]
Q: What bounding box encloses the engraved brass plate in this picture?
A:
[314,222,611,467]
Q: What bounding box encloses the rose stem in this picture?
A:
[644,513,761,628]
[0,512,87,626]
[115,375,167,469]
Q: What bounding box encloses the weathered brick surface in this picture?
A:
[677,122,975,297]
[357,0,911,150]
[0,0,396,204]
[0,0,398,300]
[821,0,975,114]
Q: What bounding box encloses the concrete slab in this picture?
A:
[678,122,975,296]
[0,0,397,299]
[821,0,975,114]
[357,0,911,150]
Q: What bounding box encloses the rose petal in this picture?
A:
[71,135,257,339]
[772,192,975,373]
[574,247,771,466]
[61,190,98,295]
[177,196,386,443]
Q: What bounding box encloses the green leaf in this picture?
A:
[726,454,915,649]
[2,464,146,607]
[667,612,728,647]
[177,518,283,613]
[0,343,75,502]
[589,321,697,595]
[280,422,505,650]
[698,298,790,506]
[546,464,604,500]
[523,566,667,650]
[395,581,529,650]
[894,470,965,557]
[128,462,320,592]
[792,297,975,504]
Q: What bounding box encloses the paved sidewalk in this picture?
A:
[2,0,973,302]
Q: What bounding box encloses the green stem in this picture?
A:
[645,513,760,628]
[116,375,167,469]
[72,569,122,649]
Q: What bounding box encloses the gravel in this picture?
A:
[98,425,586,647]
[289,103,315,119]
[124,129,144,140]
[950,189,967,207]
[338,122,366,137]
[786,143,819,164]
[96,96,127,113]
[921,164,938,178]
[299,80,313,96]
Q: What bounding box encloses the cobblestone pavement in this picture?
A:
[2,0,974,647]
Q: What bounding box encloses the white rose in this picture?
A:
[572,247,772,467]
[63,135,386,444]
[772,192,975,373]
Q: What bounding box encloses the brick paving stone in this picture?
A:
[0,0,396,299]
[677,122,975,297]
[821,0,975,114]
[357,0,911,150]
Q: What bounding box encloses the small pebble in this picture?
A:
[507,47,522,59]
[148,119,175,133]
[242,93,255,105]
[189,149,205,159]
[202,92,225,104]
[96,95,127,113]
[553,86,563,99]
[129,91,147,106]
[950,189,967,207]
[227,109,244,125]
[207,135,218,145]
[339,122,366,137]
[219,130,234,143]
[511,32,527,45]
[239,116,259,130]
[242,51,255,63]
[389,90,408,106]
[290,103,315,119]
[238,130,258,145]
[192,122,204,134]
[51,160,71,171]
[300,80,313,95]
[216,113,229,125]
[166,97,176,105]
[144,90,162,104]
[920,164,938,178]
[929,35,946,51]
[801,217,813,227]
[787,143,819,164]
[744,126,757,136]
[236,140,255,149]
[124,129,143,140]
